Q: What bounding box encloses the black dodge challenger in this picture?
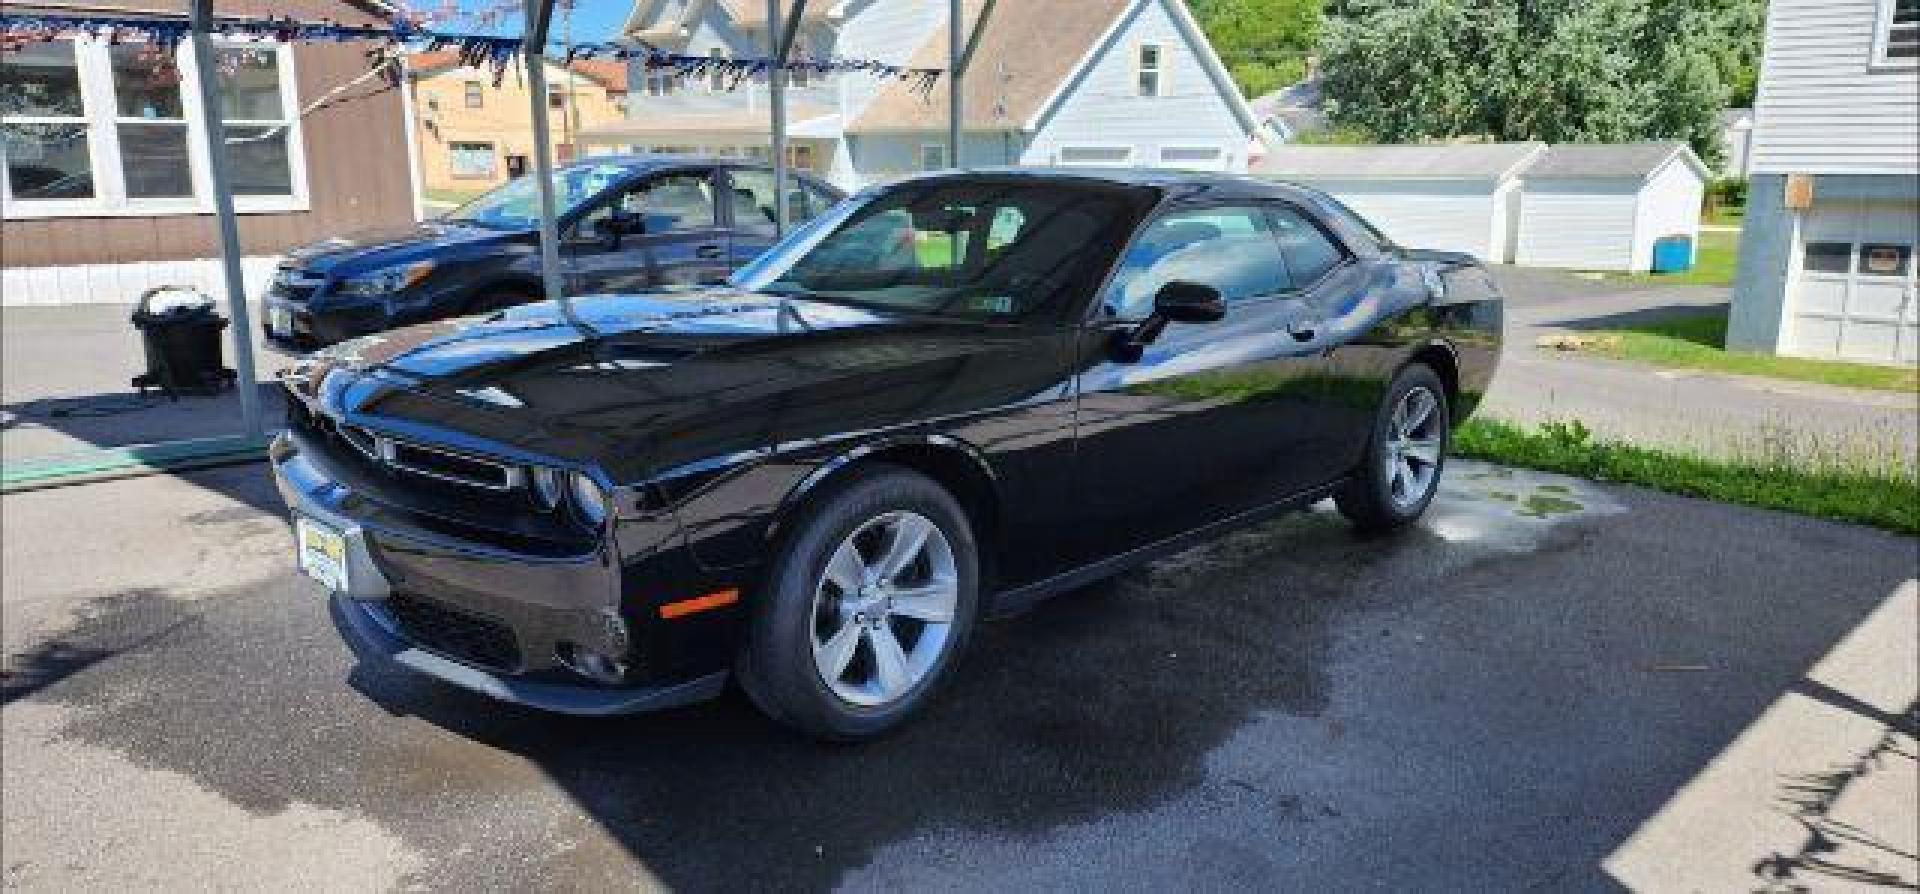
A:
[273,169,1503,740]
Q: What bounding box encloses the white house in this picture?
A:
[1254,142,1545,262]
[582,0,1268,190]
[1727,0,1919,365]
[1513,142,1711,272]
[1718,109,1754,179]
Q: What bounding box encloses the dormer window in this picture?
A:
[1874,0,1919,66]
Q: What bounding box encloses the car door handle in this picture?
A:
[695,243,724,260]
[1286,320,1317,342]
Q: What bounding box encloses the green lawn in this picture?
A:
[1550,309,1919,392]
[1703,204,1745,227]
[1585,228,1740,287]
[423,187,486,205]
[1455,418,1919,536]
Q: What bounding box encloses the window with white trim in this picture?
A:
[1874,0,1919,65]
[1137,43,1163,96]
[1058,145,1133,166]
[2,37,305,218]
[448,141,495,179]
[463,80,483,108]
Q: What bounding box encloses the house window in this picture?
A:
[1137,44,1163,96]
[1874,0,1919,65]
[789,40,810,89]
[1,42,95,201]
[425,93,440,113]
[2,38,305,218]
[1057,145,1133,166]
[709,48,726,92]
[1158,146,1224,169]
[464,81,483,108]
[645,67,678,96]
[787,144,814,170]
[214,47,297,196]
[548,87,567,110]
[919,142,948,171]
[449,142,495,179]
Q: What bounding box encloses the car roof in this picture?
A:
[888,166,1327,205]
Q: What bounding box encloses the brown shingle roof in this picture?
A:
[850,0,1136,133]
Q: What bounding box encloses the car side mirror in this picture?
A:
[1153,281,1226,323]
[1109,281,1225,363]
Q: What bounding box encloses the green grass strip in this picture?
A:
[1456,418,1919,536]
[1557,309,1918,393]
[2,435,268,492]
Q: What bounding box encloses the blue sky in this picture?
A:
[436,0,630,41]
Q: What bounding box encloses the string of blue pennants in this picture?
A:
[0,12,945,94]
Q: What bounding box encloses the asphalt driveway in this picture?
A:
[3,459,1914,891]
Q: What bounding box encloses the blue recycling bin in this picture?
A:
[1651,235,1694,274]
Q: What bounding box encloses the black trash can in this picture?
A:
[130,286,237,397]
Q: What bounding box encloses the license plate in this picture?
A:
[269,307,292,337]
[296,517,349,593]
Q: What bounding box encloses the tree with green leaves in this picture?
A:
[1189,0,1323,98]
[1319,0,1757,166]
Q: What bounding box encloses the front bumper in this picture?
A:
[272,432,727,716]
[263,297,390,347]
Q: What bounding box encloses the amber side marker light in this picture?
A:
[659,588,741,619]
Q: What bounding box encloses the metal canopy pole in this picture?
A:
[187,0,262,440]
[525,0,564,304]
[947,0,995,168]
[768,0,809,236]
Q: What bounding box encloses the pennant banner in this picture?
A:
[0,12,944,95]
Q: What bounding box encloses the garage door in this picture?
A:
[1788,201,1918,365]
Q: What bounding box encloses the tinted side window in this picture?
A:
[1104,207,1288,319]
[728,168,826,234]
[1269,206,1345,286]
[616,172,715,232]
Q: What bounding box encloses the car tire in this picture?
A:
[737,464,980,741]
[1336,363,1450,533]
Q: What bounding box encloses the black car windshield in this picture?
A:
[445,163,631,229]
[730,178,1156,321]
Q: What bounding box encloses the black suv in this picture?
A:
[262,156,842,346]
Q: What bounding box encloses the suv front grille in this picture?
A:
[270,266,325,303]
[382,593,522,671]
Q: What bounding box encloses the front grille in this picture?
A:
[387,440,520,491]
[382,593,522,670]
[271,267,325,303]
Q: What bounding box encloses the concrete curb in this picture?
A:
[1,435,269,494]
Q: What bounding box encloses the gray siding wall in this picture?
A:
[1750,0,1920,175]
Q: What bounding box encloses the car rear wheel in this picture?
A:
[737,465,979,741]
[1336,363,1450,532]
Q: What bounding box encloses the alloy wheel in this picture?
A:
[809,510,959,707]
[1386,385,1444,511]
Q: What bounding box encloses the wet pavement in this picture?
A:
[3,460,1915,891]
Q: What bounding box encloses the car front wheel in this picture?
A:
[738,465,979,740]
[1336,363,1450,532]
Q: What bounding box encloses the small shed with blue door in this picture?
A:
[1514,142,1711,272]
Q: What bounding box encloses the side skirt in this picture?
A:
[985,477,1351,618]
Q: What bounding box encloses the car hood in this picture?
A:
[304,289,1065,483]
[286,220,524,275]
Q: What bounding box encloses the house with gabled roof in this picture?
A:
[582,0,1269,190]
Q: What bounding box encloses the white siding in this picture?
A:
[1515,181,1641,270]
[1631,158,1707,270]
[852,133,1019,184]
[1749,0,1920,175]
[834,0,946,121]
[1292,180,1501,259]
[1,256,281,307]
[1023,0,1251,173]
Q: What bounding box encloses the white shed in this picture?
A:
[1253,142,1546,261]
[1514,142,1711,272]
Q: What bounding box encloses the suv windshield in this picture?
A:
[731,179,1156,321]
[445,163,631,229]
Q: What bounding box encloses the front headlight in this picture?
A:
[335,260,435,298]
[529,467,564,510]
[570,473,609,527]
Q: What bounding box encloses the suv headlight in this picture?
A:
[335,260,435,298]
